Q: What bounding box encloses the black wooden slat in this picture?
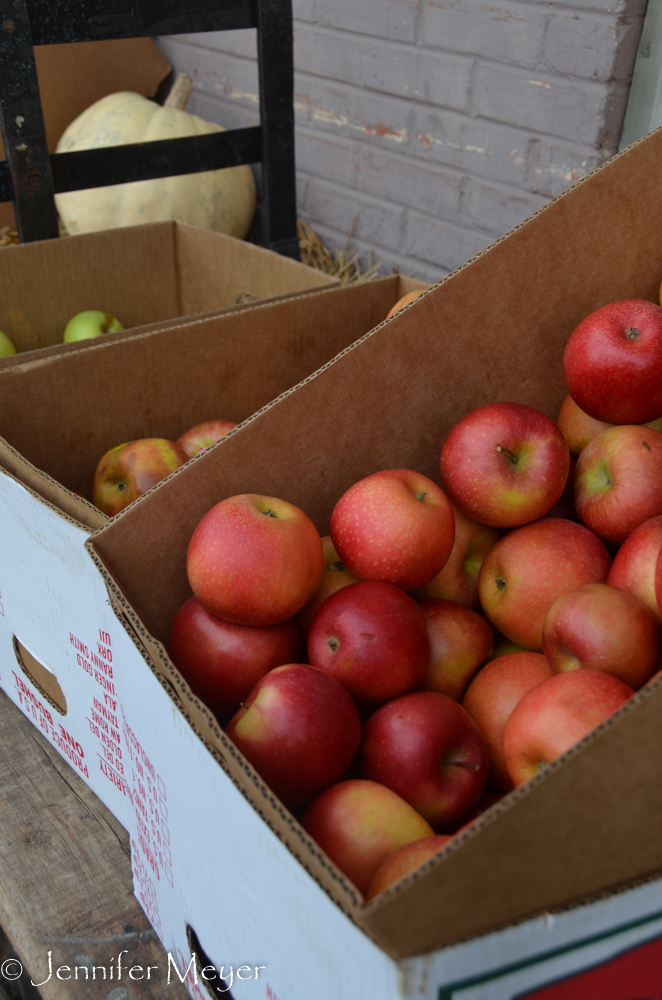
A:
[25,0,256,43]
[256,0,298,258]
[0,161,14,203]
[49,127,262,193]
[0,0,59,239]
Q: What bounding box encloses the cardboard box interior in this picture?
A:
[87,128,662,961]
[0,220,337,360]
[0,39,171,230]
[0,275,419,534]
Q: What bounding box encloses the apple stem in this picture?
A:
[446,760,481,771]
[496,445,518,464]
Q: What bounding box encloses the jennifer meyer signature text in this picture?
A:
[1,949,265,992]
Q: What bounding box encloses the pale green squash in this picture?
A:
[55,91,257,238]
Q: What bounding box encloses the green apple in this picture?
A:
[0,331,16,357]
[63,310,124,343]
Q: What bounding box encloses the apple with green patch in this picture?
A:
[440,402,569,528]
[93,438,187,516]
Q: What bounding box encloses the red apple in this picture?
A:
[574,425,662,545]
[359,691,489,829]
[478,518,611,650]
[656,547,662,620]
[418,599,494,700]
[225,664,361,806]
[365,834,451,901]
[301,779,434,895]
[608,515,662,623]
[92,438,187,516]
[557,394,662,457]
[503,669,634,787]
[411,499,499,608]
[542,583,660,689]
[295,535,360,636]
[557,394,613,456]
[563,299,662,424]
[330,468,455,591]
[187,494,324,626]
[440,402,569,528]
[307,581,429,705]
[462,651,553,790]
[176,419,237,459]
[167,596,299,719]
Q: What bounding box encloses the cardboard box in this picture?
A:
[0,274,426,827]
[0,220,338,361]
[84,126,662,993]
[0,39,171,230]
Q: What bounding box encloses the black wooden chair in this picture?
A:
[0,0,299,258]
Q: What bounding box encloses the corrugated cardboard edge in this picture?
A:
[0,275,384,378]
[0,436,104,531]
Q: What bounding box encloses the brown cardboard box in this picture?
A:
[0,39,171,230]
[0,220,338,362]
[0,273,425,530]
[86,127,662,960]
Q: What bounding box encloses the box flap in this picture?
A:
[0,277,400,502]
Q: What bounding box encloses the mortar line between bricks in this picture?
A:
[162,25,628,85]
[295,166,545,237]
[180,37,622,91]
[163,26,628,100]
[161,32,628,110]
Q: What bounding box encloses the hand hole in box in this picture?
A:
[13,637,67,716]
[185,924,236,998]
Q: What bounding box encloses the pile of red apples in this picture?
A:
[168,296,662,902]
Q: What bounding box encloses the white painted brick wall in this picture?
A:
[156,0,647,283]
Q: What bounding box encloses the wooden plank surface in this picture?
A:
[0,688,190,999]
